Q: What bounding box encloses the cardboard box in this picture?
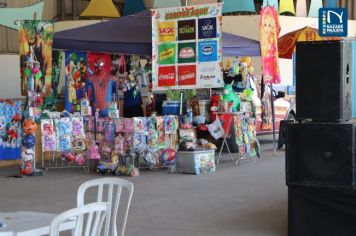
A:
[176,150,216,175]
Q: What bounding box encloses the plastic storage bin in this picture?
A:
[176,149,216,175]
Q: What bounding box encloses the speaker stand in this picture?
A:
[270,84,277,155]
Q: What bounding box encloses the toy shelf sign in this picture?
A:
[151,3,223,91]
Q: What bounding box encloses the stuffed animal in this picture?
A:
[23,119,37,135]
[221,84,240,112]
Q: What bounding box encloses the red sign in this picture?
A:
[178,65,196,86]
[158,66,176,87]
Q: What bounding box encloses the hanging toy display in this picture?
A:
[86,57,117,117]
[23,119,37,135]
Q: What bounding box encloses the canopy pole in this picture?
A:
[270,83,276,155]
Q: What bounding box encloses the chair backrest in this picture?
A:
[77,178,134,236]
[50,202,110,236]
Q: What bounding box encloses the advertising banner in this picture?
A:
[152,3,223,90]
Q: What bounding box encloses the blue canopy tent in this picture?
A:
[53,10,260,57]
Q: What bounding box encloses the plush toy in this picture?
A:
[23,119,37,135]
[21,149,35,162]
[23,134,35,149]
[20,161,33,175]
[222,84,240,112]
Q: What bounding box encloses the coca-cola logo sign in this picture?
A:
[159,73,175,81]
[158,66,176,87]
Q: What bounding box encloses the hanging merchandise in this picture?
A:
[259,6,281,84]
[19,20,54,97]
[86,54,117,117]
[0,101,22,160]
[120,56,144,118]
[41,118,56,152]
[134,117,147,134]
[64,51,89,113]
[43,50,63,111]
[114,118,125,133]
[151,3,223,90]
[164,115,177,135]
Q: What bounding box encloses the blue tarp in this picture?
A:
[53,10,260,57]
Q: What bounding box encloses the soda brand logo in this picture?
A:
[160,48,175,61]
[159,73,175,81]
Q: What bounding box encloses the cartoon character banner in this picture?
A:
[0,101,22,160]
[151,3,223,91]
[19,20,54,96]
[259,6,281,84]
[65,51,89,113]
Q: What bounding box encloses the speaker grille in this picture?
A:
[286,122,356,189]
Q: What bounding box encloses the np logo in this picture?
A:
[319,8,348,37]
[201,46,214,55]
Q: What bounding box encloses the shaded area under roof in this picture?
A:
[53,10,260,57]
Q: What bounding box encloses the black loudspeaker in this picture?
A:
[289,187,356,236]
[296,41,352,122]
[286,122,356,190]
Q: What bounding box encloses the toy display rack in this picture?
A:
[40,111,90,173]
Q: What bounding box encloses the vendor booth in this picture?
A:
[4,3,263,176]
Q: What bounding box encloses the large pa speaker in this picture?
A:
[286,122,356,190]
[296,41,352,122]
[289,186,356,236]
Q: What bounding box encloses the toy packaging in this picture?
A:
[124,118,134,133]
[114,118,125,133]
[164,115,176,134]
[134,117,146,134]
[71,117,85,137]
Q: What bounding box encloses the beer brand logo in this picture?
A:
[178,20,196,41]
[201,46,214,55]
[178,65,196,86]
[179,25,194,34]
[179,72,195,81]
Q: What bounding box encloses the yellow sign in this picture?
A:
[158,21,176,42]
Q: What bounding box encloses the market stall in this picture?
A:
[7,3,263,176]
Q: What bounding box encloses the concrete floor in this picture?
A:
[0,137,287,236]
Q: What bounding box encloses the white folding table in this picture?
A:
[0,211,76,236]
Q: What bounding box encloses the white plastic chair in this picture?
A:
[49,202,110,236]
[77,178,134,236]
